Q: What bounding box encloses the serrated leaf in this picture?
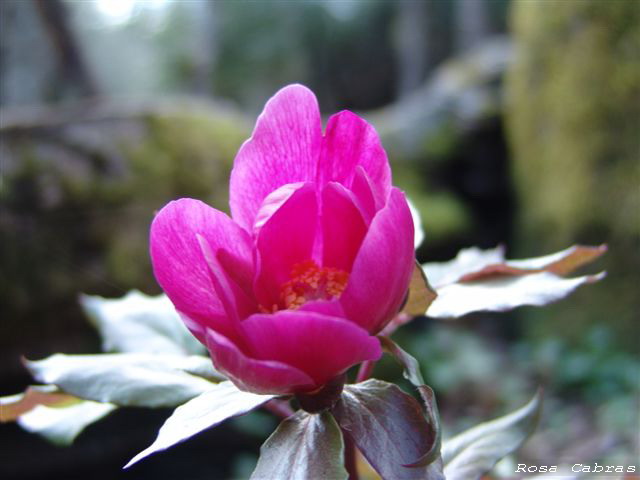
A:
[125,381,272,468]
[80,291,204,355]
[250,410,347,480]
[442,390,543,480]
[332,379,443,480]
[426,271,605,318]
[18,400,116,446]
[26,353,219,407]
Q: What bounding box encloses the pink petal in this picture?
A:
[340,188,415,333]
[217,248,255,309]
[229,85,323,231]
[253,183,318,308]
[206,329,314,395]
[197,237,257,323]
[350,166,378,223]
[299,299,345,318]
[253,182,305,234]
[318,110,391,208]
[321,182,367,272]
[150,199,253,338]
[241,311,382,388]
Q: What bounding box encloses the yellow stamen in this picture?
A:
[268,260,349,312]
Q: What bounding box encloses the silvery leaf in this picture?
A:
[18,400,116,446]
[442,391,543,480]
[80,290,204,355]
[125,381,273,468]
[27,353,220,408]
[250,410,347,480]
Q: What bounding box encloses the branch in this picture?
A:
[34,0,99,97]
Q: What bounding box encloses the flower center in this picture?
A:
[260,260,349,313]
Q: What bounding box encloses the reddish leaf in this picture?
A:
[529,244,607,276]
[458,245,608,283]
[379,337,442,467]
[458,264,539,283]
[332,380,444,480]
[0,386,76,422]
[419,244,607,319]
[250,411,347,480]
[379,336,425,387]
[423,244,607,288]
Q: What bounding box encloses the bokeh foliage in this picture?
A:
[506,0,640,346]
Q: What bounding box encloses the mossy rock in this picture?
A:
[371,37,511,165]
[0,100,250,360]
[505,0,640,346]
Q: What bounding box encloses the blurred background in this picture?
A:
[0,0,638,478]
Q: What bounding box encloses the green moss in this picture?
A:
[108,110,250,286]
[0,105,251,353]
[125,110,250,209]
[506,0,640,346]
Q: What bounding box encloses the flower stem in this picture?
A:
[263,399,294,419]
[355,360,375,383]
[343,433,359,480]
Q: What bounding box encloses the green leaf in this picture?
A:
[442,390,543,480]
[26,353,220,407]
[18,399,116,446]
[125,381,272,468]
[80,291,205,356]
[250,410,347,480]
[332,379,443,480]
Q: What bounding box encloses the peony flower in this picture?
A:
[150,85,415,395]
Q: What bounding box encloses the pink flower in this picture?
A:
[150,85,415,395]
